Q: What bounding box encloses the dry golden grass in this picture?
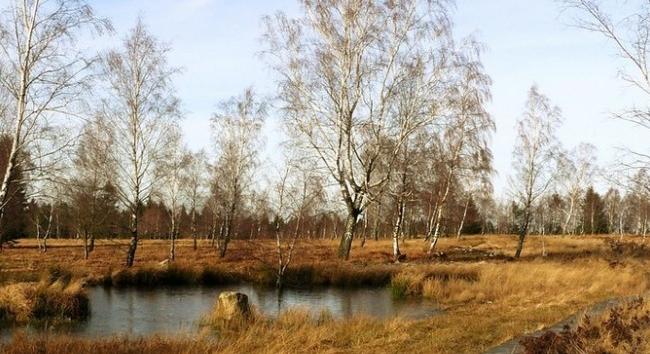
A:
[0,234,629,281]
[0,283,31,322]
[0,333,216,354]
[394,259,647,307]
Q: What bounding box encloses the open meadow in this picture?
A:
[0,235,649,353]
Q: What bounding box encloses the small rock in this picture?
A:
[214,292,251,321]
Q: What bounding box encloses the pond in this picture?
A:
[9,285,439,338]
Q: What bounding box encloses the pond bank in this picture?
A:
[4,285,440,338]
[87,263,396,289]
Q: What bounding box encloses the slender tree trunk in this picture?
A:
[391,199,405,263]
[337,211,358,260]
[457,197,470,239]
[276,227,284,289]
[0,107,24,231]
[293,212,302,241]
[619,212,624,241]
[424,202,438,242]
[55,212,60,239]
[427,206,444,255]
[590,201,595,235]
[360,213,368,248]
[215,220,224,248]
[126,207,139,267]
[83,230,89,260]
[218,216,227,257]
[169,218,176,261]
[89,234,95,253]
[515,211,530,258]
[42,204,54,253]
[220,201,237,258]
[191,207,197,250]
[35,213,42,251]
[563,198,575,235]
[427,189,450,255]
[373,202,381,241]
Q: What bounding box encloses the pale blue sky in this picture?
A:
[84,0,645,195]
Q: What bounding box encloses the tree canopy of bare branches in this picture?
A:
[97,19,180,267]
[211,88,266,258]
[263,0,454,259]
[509,85,562,258]
[0,0,109,243]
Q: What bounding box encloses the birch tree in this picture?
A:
[68,117,116,259]
[157,128,190,261]
[509,86,562,258]
[604,187,623,235]
[184,150,209,250]
[263,0,452,259]
[387,131,428,262]
[556,143,597,234]
[271,164,294,289]
[426,40,494,255]
[211,88,265,258]
[0,0,108,240]
[629,169,650,235]
[563,1,650,177]
[99,19,180,267]
[271,156,324,288]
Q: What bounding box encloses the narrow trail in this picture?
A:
[483,295,643,354]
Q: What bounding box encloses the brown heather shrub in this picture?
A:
[520,297,650,354]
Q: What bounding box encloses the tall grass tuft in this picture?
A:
[0,268,89,325]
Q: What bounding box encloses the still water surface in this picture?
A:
[14,285,439,337]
